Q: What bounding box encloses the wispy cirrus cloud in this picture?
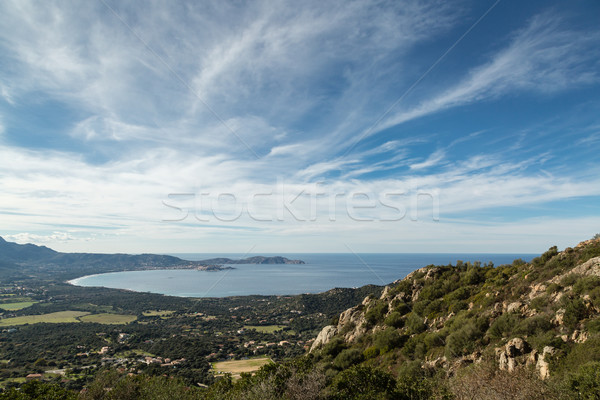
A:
[375,12,600,134]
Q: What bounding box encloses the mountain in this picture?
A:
[0,236,305,279]
[0,235,57,263]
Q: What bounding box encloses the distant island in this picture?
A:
[198,256,305,265]
[0,236,304,280]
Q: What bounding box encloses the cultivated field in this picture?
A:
[212,357,273,378]
[0,311,90,326]
[244,325,286,333]
[142,310,175,317]
[79,313,137,324]
[0,301,37,311]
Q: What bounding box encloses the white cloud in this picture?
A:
[376,12,600,133]
[410,149,446,170]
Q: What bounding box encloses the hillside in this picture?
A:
[305,238,600,399]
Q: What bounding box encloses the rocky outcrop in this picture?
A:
[495,338,559,380]
[337,304,368,343]
[496,338,531,373]
[310,325,337,352]
[536,346,557,380]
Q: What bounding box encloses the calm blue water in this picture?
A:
[69,253,534,297]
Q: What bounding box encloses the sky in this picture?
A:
[0,0,599,254]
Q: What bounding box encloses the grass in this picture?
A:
[142,310,175,317]
[212,357,273,378]
[115,349,155,358]
[244,325,287,333]
[0,301,37,311]
[0,311,135,326]
[79,313,137,324]
[0,311,90,326]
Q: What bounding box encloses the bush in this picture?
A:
[395,362,436,400]
[546,283,561,294]
[445,322,484,359]
[328,365,397,400]
[363,346,379,359]
[365,302,388,326]
[406,313,426,334]
[530,295,549,311]
[333,348,365,370]
[373,328,405,354]
[384,311,404,329]
[573,276,600,295]
[562,297,587,330]
[564,361,600,399]
[560,274,580,287]
[322,338,347,358]
[515,315,553,336]
[487,313,521,340]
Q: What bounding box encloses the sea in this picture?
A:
[69,253,536,297]
[68,253,535,298]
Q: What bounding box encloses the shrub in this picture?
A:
[396,361,435,400]
[487,313,521,340]
[446,287,471,302]
[560,274,580,287]
[373,328,405,354]
[406,313,426,334]
[365,302,388,326]
[384,311,404,329]
[546,283,561,294]
[333,348,365,370]
[586,319,600,333]
[530,295,549,311]
[445,322,484,359]
[573,275,600,295]
[328,365,397,400]
[564,361,600,399]
[322,338,346,358]
[562,297,587,330]
[448,300,468,313]
[363,346,379,359]
[515,315,553,336]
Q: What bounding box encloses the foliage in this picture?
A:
[0,380,77,400]
[383,311,404,329]
[565,361,600,399]
[327,365,397,400]
[333,348,364,370]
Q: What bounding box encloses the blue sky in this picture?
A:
[0,0,599,254]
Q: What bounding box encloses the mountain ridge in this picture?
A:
[0,236,305,279]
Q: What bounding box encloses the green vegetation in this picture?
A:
[78,313,137,324]
[142,310,175,317]
[244,325,286,333]
[0,301,37,311]
[0,311,90,326]
[2,236,600,399]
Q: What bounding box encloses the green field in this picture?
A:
[0,311,90,326]
[212,357,273,378]
[244,325,287,333]
[142,310,175,317]
[79,313,137,324]
[0,301,37,311]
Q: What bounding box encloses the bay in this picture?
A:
[68,253,535,297]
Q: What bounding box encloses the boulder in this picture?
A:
[309,325,337,352]
[536,346,557,380]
